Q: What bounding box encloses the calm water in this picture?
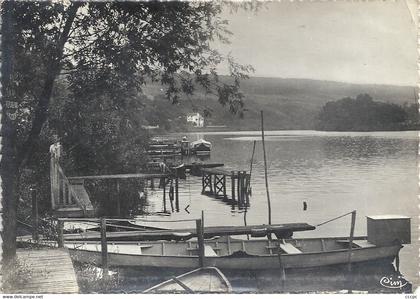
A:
[121,130,419,293]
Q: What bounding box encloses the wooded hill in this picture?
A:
[141,76,417,131]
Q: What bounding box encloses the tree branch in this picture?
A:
[17,2,82,168]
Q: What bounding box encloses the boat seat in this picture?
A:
[336,239,375,248]
[279,242,302,254]
[204,245,218,257]
[351,240,376,248]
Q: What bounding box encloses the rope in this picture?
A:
[56,217,196,223]
[133,218,195,223]
[316,210,356,227]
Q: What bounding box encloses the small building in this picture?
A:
[186,112,204,127]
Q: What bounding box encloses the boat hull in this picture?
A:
[143,267,232,293]
[68,242,400,271]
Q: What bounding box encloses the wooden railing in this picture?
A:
[51,161,90,215]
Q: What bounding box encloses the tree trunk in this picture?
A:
[17,2,82,168]
[1,0,18,263]
[1,2,81,264]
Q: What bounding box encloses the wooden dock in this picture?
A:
[14,248,79,293]
[68,173,168,181]
[201,167,251,206]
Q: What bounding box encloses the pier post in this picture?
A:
[116,181,121,217]
[31,187,39,242]
[201,174,205,193]
[231,171,235,201]
[175,177,179,212]
[201,173,213,195]
[163,178,167,212]
[57,220,64,248]
[245,174,251,206]
[238,172,243,206]
[222,175,227,199]
[100,217,109,280]
[209,175,213,194]
[242,171,247,206]
[213,175,217,196]
[151,178,155,190]
[169,179,174,212]
[237,172,241,204]
[196,218,205,268]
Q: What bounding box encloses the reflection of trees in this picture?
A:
[85,179,147,217]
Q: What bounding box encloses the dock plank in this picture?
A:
[68,172,167,180]
[15,248,79,294]
[201,167,243,176]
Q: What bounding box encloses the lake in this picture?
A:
[120,130,419,293]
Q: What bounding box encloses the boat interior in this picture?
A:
[65,236,374,257]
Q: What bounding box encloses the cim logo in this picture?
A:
[380,275,409,289]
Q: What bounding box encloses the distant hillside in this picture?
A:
[140,77,417,131]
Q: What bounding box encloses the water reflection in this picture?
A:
[82,130,418,292]
[76,261,411,294]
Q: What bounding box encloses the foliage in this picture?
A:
[3,1,253,218]
[316,94,410,131]
[74,262,119,293]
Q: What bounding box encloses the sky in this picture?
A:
[214,0,417,86]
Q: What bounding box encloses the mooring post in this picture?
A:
[100,217,109,280]
[163,178,166,199]
[231,171,236,201]
[196,218,205,268]
[241,171,246,205]
[237,172,241,204]
[241,172,246,204]
[116,180,121,217]
[201,174,205,193]
[30,187,39,242]
[151,178,155,190]
[347,210,356,272]
[245,174,251,206]
[261,110,272,225]
[248,140,256,195]
[169,179,174,212]
[57,220,64,248]
[175,177,179,212]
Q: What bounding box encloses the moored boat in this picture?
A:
[190,139,212,155]
[63,215,410,272]
[64,235,402,271]
[143,267,232,293]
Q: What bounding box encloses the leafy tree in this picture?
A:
[316,94,408,131]
[2,1,253,261]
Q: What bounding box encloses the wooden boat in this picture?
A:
[190,139,211,155]
[143,267,232,293]
[64,215,410,272]
[64,235,402,271]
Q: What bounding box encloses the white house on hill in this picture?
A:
[186,112,204,127]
